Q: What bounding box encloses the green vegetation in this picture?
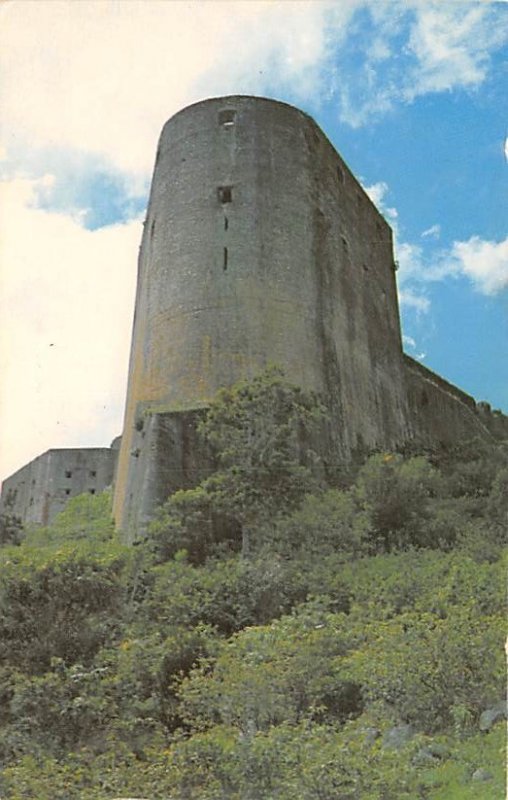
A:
[0,371,506,798]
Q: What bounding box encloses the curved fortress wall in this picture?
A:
[113,96,410,535]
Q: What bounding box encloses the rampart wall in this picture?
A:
[404,356,493,445]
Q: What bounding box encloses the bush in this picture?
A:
[0,540,130,673]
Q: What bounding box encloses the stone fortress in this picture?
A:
[2,97,506,534]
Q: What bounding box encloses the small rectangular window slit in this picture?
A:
[224,216,229,231]
[223,247,228,271]
[219,109,236,128]
[218,186,232,204]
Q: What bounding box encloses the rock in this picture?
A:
[363,726,381,745]
[413,742,450,766]
[382,724,415,750]
[479,700,507,732]
[471,768,493,782]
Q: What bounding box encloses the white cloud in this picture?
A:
[363,182,398,222]
[0,175,141,480]
[398,288,431,314]
[445,236,508,296]
[402,334,426,360]
[364,179,508,312]
[404,3,505,99]
[421,224,440,239]
[336,1,507,127]
[2,0,504,173]
[395,234,508,299]
[0,0,345,176]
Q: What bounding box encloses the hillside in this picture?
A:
[0,373,506,799]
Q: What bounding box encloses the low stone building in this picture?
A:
[0,446,118,527]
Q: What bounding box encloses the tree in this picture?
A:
[152,368,326,560]
[198,367,326,556]
[0,540,130,673]
[0,512,23,547]
[353,453,440,551]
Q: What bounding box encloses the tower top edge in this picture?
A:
[163,94,315,127]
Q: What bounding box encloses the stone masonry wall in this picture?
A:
[114,96,410,536]
[404,356,493,446]
[1,448,116,527]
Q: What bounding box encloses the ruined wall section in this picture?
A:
[114,96,410,535]
[404,356,494,446]
[120,410,214,541]
[1,448,116,527]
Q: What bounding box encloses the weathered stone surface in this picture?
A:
[413,741,450,765]
[363,726,381,745]
[404,356,493,446]
[113,95,411,535]
[382,723,415,750]
[471,767,494,782]
[118,409,214,542]
[479,700,507,732]
[0,446,118,526]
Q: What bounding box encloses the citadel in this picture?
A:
[2,96,506,538]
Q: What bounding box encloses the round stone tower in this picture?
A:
[114,96,409,534]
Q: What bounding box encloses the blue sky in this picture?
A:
[0,0,507,481]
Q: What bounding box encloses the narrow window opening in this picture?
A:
[65,489,71,496]
[218,186,232,204]
[218,109,236,128]
[337,165,345,184]
[150,220,155,238]
[65,470,72,479]
[223,247,228,271]
[89,489,96,495]
[224,216,229,231]
[90,470,97,478]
